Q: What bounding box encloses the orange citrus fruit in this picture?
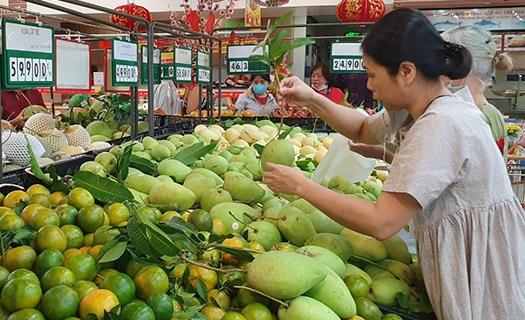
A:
[124,260,141,279]
[133,266,169,300]
[221,236,248,266]
[137,207,158,223]
[55,205,78,226]
[35,225,67,253]
[201,306,226,320]
[65,253,97,281]
[34,248,65,278]
[29,208,60,230]
[207,289,231,310]
[106,203,130,227]
[158,211,181,222]
[0,266,9,290]
[120,299,155,320]
[100,272,136,306]
[78,289,120,320]
[20,204,45,224]
[67,188,94,210]
[212,219,228,236]
[61,225,85,249]
[40,285,80,320]
[87,245,103,261]
[26,184,51,197]
[6,269,39,284]
[0,207,15,218]
[0,214,24,230]
[93,269,119,287]
[77,205,105,233]
[5,308,45,320]
[0,278,42,312]
[3,191,28,208]
[241,302,272,320]
[83,233,94,247]
[50,191,66,207]
[40,266,77,292]
[27,194,50,208]
[146,292,173,320]
[74,280,98,300]
[189,209,213,232]
[93,226,120,245]
[63,249,82,262]
[221,312,247,320]
[3,246,37,271]
[188,265,218,291]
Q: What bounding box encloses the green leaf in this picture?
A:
[397,288,434,314]
[279,126,296,139]
[268,11,293,39]
[72,171,134,203]
[253,144,265,155]
[130,155,157,175]
[119,94,131,102]
[213,244,254,262]
[173,141,218,166]
[162,217,199,237]
[209,296,220,308]
[272,38,316,61]
[103,310,124,320]
[46,165,69,194]
[87,314,100,320]
[252,41,267,55]
[195,278,208,301]
[248,54,271,67]
[117,144,134,182]
[127,249,160,267]
[133,209,180,257]
[191,313,208,320]
[127,217,161,257]
[99,241,128,263]
[25,134,53,185]
[269,29,289,53]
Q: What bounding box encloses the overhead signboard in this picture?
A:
[196,50,211,84]
[173,47,193,84]
[55,38,90,91]
[141,45,161,85]
[227,44,270,75]
[330,43,365,74]
[112,38,139,87]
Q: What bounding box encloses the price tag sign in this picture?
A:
[141,45,161,85]
[112,38,139,86]
[227,44,270,75]
[330,43,365,74]
[173,47,193,84]
[2,19,55,88]
[196,50,211,84]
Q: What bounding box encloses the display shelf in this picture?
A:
[378,306,437,320]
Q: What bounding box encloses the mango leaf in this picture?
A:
[46,165,69,194]
[103,310,124,320]
[73,171,134,203]
[96,239,119,260]
[130,155,157,175]
[209,297,220,308]
[173,141,218,166]
[117,144,134,182]
[268,11,293,40]
[253,144,265,155]
[127,217,161,257]
[248,54,271,67]
[127,248,160,267]
[279,126,296,139]
[397,288,434,314]
[162,217,199,237]
[269,29,289,53]
[99,241,128,263]
[11,227,34,246]
[195,278,208,301]
[273,38,316,61]
[213,244,254,262]
[25,134,53,185]
[133,209,180,257]
[191,313,208,320]
[87,314,100,320]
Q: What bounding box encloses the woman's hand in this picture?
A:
[10,108,28,130]
[228,104,238,113]
[278,76,316,107]
[262,162,309,196]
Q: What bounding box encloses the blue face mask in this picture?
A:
[252,84,268,95]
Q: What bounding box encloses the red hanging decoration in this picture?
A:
[110,3,152,32]
[335,0,386,23]
[99,40,112,49]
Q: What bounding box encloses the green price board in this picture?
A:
[227,45,270,75]
[141,45,161,85]
[112,39,139,86]
[196,50,211,84]
[329,43,365,74]
[2,19,55,89]
[173,47,193,84]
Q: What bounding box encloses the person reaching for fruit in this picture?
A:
[264,8,525,320]
[1,88,46,130]
[310,62,346,105]
[230,74,279,116]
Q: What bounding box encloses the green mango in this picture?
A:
[355,297,383,320]
[246,220,282,251]
[223,174,265,203]
[305,267,356,318]
[328,175,354,194]
[277,207,316,246]
[340,228,388,262]
[187,168,223,186]
[383,235,412,265]
[148,182,196,211]
[363,264,396,281]
[203,154,229,176]
[295,246,345,277]
[157,159,192,184]
[183,175,216,203]
[209,202,256,234]
[199,188,233,212]
[367,278,410,307]
[156,175,174,183]
[343,263,373,286]
[260,140,295,172]
[123,174,162,194]
[304,233,352,262]
[278,296,339,320]
[246,251,327,299]
[376,259,415,286]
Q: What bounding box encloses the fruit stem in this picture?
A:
[180,252,247,274]
[228,211,255,231]
[233,285,289,308]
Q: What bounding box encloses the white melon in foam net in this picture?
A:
[89,142,112,151]
[63,125,91,148]
[44,129,69,151]
[23,113,55,135]
[3,133,45,167]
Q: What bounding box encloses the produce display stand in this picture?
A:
[507,155,525,204]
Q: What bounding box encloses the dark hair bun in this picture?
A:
[442,42,472,79]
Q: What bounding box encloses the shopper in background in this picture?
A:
[263,8,525,320]
[1,88,46,130]
[311,62,346,104]
[153,80,183,115]
[230,74,279,116]
[441,25,513,152]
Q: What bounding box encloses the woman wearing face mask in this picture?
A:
[263,9,525,319]
[311,62,346,104]
[441,26,513,152]
[231,74,279,116]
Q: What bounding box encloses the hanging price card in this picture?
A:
[141,45,161,85]
[227,44,270,75]
[173,47,193,84]
[196,50,211,84]
[112,39,139,86]
[330,43,365,74]
[2,19,55,89]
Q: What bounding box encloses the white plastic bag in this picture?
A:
[313,133,376,184]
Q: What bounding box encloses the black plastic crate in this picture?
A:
[24,154,96,188]
[378,306,437,320]
[1,168,27,187]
